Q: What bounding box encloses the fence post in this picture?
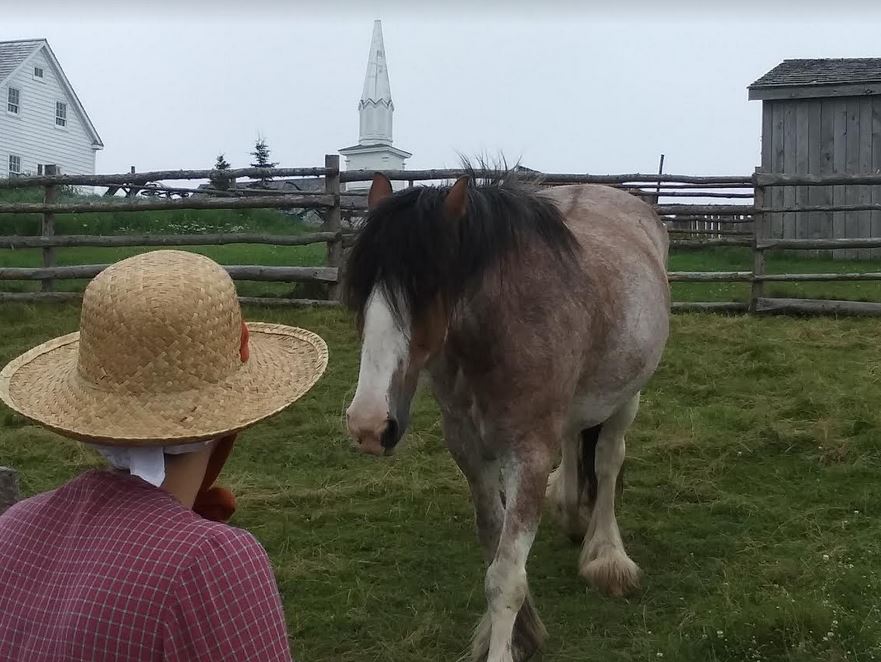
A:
[324,154,342,300]
[41,165,59,293]
[0,466,20,515]
[750,167,766,313]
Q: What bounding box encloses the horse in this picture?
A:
[343,168,670,662]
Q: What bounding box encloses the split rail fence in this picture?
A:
[1,156,881,315]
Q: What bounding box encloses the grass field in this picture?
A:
[3,303,881,661]
[0,188,328,298]
[670,247,881,303]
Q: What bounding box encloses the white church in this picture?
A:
[339,20,411,190]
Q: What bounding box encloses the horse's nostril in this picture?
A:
[381,418,399,449]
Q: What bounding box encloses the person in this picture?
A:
[0,250,328,661]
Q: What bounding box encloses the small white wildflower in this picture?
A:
[823,554,830,560]
[657,653,664,658]
[717,630,724,637]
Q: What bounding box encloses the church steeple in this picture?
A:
[339,20,411,189]
[358,20,394,145]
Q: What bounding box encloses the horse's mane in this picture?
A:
[343,158,580,328]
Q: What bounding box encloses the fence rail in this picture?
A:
[0,264,338,282]
[0,157,880,316]
[0,167,334,189]
[0,231,339,249]
[0,291,340,307]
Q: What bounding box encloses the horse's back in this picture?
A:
[541,184,670,423]
[541,184,668,263]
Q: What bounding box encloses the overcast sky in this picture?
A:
[4,1,881,178]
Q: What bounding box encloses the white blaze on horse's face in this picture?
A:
[346,288,412,456]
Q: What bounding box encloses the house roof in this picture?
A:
[0,39,43,83]
[750,58,881,91]
[0,38,103,148]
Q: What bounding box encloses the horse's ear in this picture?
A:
[368,173,393,210]
[444,176,470,220]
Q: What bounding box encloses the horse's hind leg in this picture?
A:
[546,424,600,543]
[579,393,641,597]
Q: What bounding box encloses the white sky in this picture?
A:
[4,0,881,177]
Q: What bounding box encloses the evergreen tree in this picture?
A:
[210,153,232,191]
[250,138,278,186]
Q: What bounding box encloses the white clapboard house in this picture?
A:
[0,39,103,179]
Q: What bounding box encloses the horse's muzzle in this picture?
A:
[347,414,400,457]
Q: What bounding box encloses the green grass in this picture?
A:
[3,305,881,661]
[0,187,327,298]
[671,247,881,303]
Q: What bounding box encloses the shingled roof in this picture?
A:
[0,39,44,85]
[750,58,881,89]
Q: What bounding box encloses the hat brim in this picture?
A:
[0,323,328,446]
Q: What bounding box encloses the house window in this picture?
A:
[36,164,57,176]
[8,155,21,176]
[55,101,67,127]
[7,88,20,114]
[33,67,44,80]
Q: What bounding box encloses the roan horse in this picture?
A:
[344,168,670,662]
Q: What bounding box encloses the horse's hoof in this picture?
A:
[579,546,641,597]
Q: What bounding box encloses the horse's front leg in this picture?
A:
[442,410,503,564]
[442,411,547,662]
[480,431,556,662]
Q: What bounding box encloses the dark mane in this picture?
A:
[343,165,580,327]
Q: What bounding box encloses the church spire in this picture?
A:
[339,20,411,189]
[358,20,394,145]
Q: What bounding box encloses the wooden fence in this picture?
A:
[0,466,19,515]
[1,158,881,315]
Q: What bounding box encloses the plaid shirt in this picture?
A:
[0,470,293,661]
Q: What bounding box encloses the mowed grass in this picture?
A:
[671,247,881,303]
[0,190,327,298]
[2,304,881,661]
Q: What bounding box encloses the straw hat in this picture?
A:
[0,250,328,446]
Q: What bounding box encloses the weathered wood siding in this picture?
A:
[761,95,881,258]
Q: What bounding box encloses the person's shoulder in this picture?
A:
[187,520,270,565]
[0,490,51,521]
[175,522,276,594]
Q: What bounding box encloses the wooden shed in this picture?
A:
[748,59,881,258]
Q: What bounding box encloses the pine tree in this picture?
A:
[210,153,232,191]
[250,138,278,186]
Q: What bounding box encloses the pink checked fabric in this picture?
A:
[0,470,293,661]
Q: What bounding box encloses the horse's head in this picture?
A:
[344,173,468,456]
